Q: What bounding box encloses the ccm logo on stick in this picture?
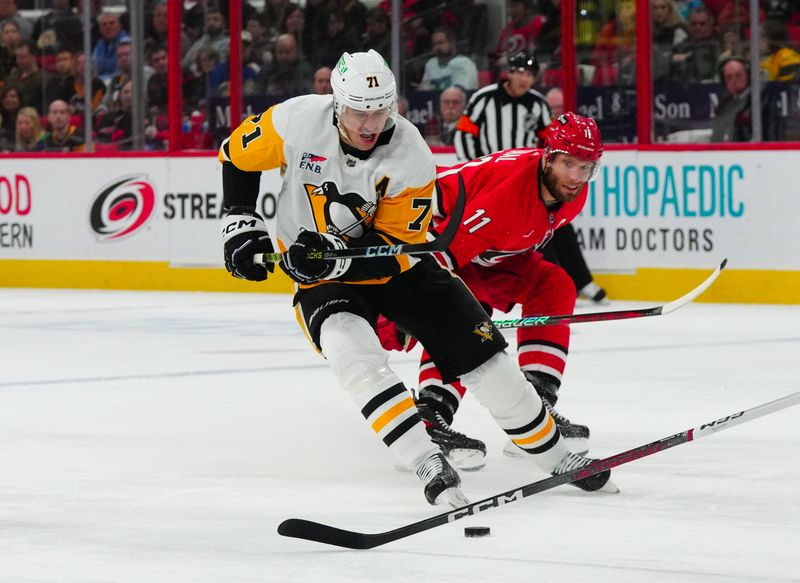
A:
[366,245,402,256]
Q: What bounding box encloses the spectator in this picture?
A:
[0,0,32,40]
[652,0,688,83]
[182,0,206,44]
[717,25,747,65]
[760,19,800,81]
[37,30,59,76]
[183,46,221,108]
[711,58,754,142]
[427,85,467,146]
[180,108,213,149]
[257,33,312,97]
[0,84,20,135]
[14,105,43,151]
[182,7,229,75]
[92,11,130,82]
[671,6,721,83]
[70,52,107,120]
[96,80,133,149]
[536,0,562,66]
[716,0,763,28]
[313,9,361,68]
[102,40,134,110]
[418,26,479,91]
[493,0,544,70]
[398,0,457,61]
[362,6,390,60]
[336,0,367,33]
[44,47,74,104]
[764,0,797,21]
[592,0,637,85]
[711,53,785,141]
[312,65,332,95]
[280,4,306,59]
[145,1,189,59]
[545,86,563,117]
[209,31,263,97]
[1,19,22,82]
[146,45,168,115]
[246,13,273,66]
[36,98,83,151]
[263,0,294,41]
[304,0,330,55]
[4,40,47,114]
[32,0,81,52]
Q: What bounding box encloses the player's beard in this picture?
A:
[541,163,584,203]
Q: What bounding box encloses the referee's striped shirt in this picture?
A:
[454,83,551,161]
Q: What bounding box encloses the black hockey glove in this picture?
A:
[222,207,275,281]
[282,230,352,284]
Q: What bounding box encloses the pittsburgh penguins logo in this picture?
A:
[305,181,376,237]
[472,321,494,342]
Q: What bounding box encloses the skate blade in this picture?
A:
[598,477,620,494]
[435,486,471,508]
[447,448,486,472]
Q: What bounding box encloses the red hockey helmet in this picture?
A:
[544,112,603,163]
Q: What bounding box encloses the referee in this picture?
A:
[454,52,551,160]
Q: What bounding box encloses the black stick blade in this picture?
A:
[278,519,370,549]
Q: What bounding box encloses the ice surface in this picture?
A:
[1,288,798,582]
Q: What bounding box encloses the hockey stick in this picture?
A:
[253,175,467,265]
[493,258,727,329]
[277,391,800,549]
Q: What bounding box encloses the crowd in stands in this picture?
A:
[1,0,800,152]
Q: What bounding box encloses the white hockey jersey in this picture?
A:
[219,94,437,282]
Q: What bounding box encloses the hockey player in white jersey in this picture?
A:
[218,50,616,507]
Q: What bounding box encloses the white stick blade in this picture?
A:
[661,258,727,314]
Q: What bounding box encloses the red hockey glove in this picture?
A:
[376,315,418,352]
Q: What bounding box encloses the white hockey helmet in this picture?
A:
[332,50,397,130]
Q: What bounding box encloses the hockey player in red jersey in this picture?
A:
[378,112,603,470]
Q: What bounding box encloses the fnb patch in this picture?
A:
[299,152,327,173]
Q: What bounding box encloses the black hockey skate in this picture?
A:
[552,451,619,493]
[525,371,590,454]
[578,281,610,305]
[416,395,487,471]
[415,451,470,507]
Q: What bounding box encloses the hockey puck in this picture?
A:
[464,526,490,537]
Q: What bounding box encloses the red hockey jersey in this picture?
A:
[432,148,587,269]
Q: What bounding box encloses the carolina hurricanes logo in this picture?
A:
[90,175,156,240]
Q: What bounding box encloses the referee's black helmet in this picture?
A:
[507,51,539,75]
